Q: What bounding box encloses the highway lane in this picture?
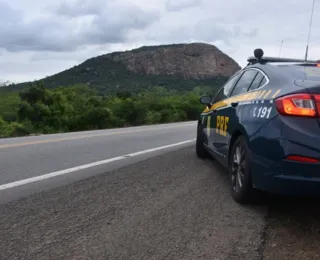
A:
[0,121,197,203]
[0,146,267,260]
[1,122,320,259]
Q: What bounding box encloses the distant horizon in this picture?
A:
[2,40,318,85]
[3,42,244,85]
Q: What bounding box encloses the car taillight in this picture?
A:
[275,93,320,117]
[286,155,320,163]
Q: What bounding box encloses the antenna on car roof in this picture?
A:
[279,40,284,57]
[304,0,316,61]
[247,48,318,65]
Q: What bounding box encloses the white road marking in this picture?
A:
[0,122,197,149]
[0,139,196,191]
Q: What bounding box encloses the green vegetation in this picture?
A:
[0,42,232,138]
[0,81,222,138]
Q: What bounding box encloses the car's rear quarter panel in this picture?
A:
[250,116,320,195]
[244,65,320,194]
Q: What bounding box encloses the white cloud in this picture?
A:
[165,0,202,12]
[0,0,319,83]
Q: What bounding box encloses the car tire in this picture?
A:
[228,135,256,204]
[196,124,209,159]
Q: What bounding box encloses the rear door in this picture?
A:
[208,72,243,160]
[213,69,259,165]
[237,69,273,138]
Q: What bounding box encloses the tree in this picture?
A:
[0,81,205,138]
[0,80,10,87]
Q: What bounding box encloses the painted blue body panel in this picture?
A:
[249,115,320,195]
[212,104,243,168]
[199,62,320,196]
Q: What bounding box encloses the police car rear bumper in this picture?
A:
[254,172,320,196]
[252,139,320,196]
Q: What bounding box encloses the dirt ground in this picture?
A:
[263,195,320,260]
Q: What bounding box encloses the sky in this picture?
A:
[0,0,319,83]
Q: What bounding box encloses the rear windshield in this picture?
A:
[275,64,320,81]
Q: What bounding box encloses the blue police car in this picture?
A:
[196,49,320,204]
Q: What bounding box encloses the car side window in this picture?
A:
[248,71,267,91]
[259,76,267,87]
[214,73,242,103]
[230,70,258,96]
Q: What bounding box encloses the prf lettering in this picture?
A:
[216,116,229,136]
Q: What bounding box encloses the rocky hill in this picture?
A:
[3,43,241,94]
[109,43,240,79]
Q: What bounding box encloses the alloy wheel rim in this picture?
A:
[231,144,245,192]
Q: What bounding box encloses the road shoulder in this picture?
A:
[0,146,266,260]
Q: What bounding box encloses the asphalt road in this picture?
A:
[1,122,320,259]
[0,145,266,260]
[0,121,197,203]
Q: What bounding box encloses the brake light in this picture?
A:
[275,93,320,117]
[286,155,319,163]
[317,64,320,67]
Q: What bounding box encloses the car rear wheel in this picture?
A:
[196,124,209,159]
[229,135,256,204]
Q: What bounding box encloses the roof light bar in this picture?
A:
[247,49,319,65]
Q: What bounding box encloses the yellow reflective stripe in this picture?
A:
[264,89,272,99]
[202,88,281,112]
[254,91,262,99]
[272,89,281,98]
[207,115,211,136]
[257,90,266,99]
[247,92,256,100]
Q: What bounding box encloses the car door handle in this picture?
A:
[231,102,238,108]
